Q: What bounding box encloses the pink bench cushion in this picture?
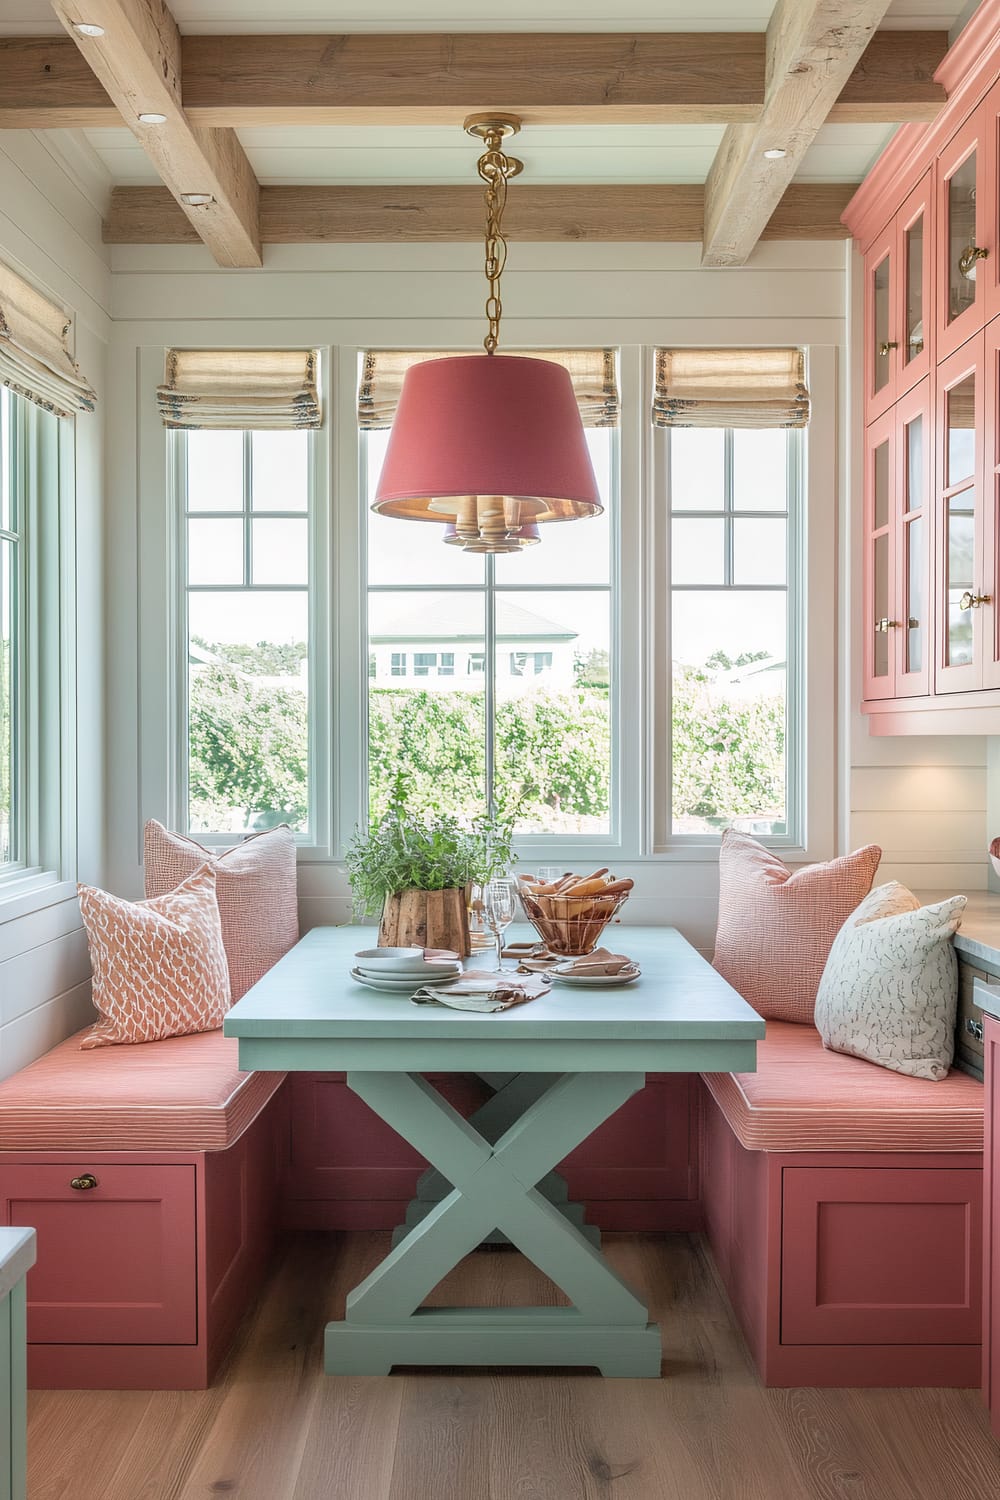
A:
[0,1029,285,1152]
[703,1021,983,1153]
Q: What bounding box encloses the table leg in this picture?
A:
[325,1070,662,1378]
[394,1071,600,1248]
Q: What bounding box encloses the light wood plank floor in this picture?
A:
[26,1231,1000,1500]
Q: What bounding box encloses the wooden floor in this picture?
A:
[26,1231,1000,1500]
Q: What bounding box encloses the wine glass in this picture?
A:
[483,877,518,972]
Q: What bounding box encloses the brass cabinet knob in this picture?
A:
[70,1173,98,1191]
[878,341,899,356]
[874,617,899,632]
[959,244,989,279]
[959,591,992,610]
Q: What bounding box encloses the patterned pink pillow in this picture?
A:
[78,865,231,1049]
[712,830,881,1024]
[144,821,299,1000]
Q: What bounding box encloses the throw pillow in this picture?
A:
[144,821,299,1000]
[712,830,882,1024]
[78,864,231,1049]
[815,881,966,1082]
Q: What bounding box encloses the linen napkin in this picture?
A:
[556,947,635,977]
[411,970,551,1013]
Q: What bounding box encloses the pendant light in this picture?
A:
[371,114,602,554]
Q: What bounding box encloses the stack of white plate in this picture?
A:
[351,946,463,993]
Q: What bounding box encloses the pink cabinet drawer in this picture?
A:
[0,1163,197,1345]
[781,1166,982,1347]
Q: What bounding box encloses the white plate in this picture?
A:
[549,964,641,987]
[353,946,426,972]
[350,968,461,993]
[355,960,462,981]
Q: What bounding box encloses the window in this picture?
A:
[0,388,21,868]
[177,428,312,836]
[390,652,407,677]
[665,425,800,839]
[363,416,616,837]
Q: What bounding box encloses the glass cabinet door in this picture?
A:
[982,319,1000,689]
[864,412,895,700]
[936,336,984,693]
[938,111,988,361]
[898,175,933,397]
[865,222,896,422]
[897,381,931,696]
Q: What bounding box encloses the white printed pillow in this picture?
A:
[814,882,966,1082]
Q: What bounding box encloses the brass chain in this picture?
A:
[476,127,521,355]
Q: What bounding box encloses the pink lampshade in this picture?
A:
[372,355,603,524]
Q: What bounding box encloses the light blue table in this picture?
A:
[225,925,763,1377]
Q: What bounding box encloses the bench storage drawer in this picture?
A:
[781,1165,982,1347]
[0,1163,197,1345]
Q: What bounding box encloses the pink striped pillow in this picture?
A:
[712,830,881,1024]
[144,821,299,1000]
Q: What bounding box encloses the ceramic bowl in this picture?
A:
[353,946,427,973]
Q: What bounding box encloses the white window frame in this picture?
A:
[138,341,835,876]
[0,388,78,910]
[355,352,632,857]
[143,346,332,861]
[650,345,837,861]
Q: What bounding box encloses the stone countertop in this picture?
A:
[0,1226,35,1301]
[916,889,1000,1019]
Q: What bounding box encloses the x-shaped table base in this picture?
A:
[325,1070,663,1378]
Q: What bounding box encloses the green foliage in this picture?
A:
[192,636,307,677]
[671,662,785,826]
[188,663,308,830]
[187,641,785,839]
[344,775,518,916]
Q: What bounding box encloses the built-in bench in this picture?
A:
[0,1030,286,1390]
[701,1021,985,1387]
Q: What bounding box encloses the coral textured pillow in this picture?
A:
[815,882,966,1082]
[712,830,881,1024]
[144,821,298,1000]
[78,865,231,1049]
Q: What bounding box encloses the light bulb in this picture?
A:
[72,22,105,37]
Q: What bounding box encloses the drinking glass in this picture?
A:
[483,877,518,971]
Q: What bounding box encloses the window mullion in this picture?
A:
[484,553,496,816]
[243,430,253,587]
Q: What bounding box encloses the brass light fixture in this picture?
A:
[370,114,602,555]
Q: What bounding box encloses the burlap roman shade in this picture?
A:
[157,348,321,429]
[653,348,809,429]
[359,349,619,430]
[0,259,96,418]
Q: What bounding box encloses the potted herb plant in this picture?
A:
[346,784,517,957]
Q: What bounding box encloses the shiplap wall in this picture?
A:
[0,134,109,1079]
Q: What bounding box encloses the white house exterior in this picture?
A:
[369,598,578,695]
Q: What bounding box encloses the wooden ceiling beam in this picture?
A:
[702,1,896,267]
[103,182,854,245]
[0,28,946,129]
[50,2,261,268]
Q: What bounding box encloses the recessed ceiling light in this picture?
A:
[180,193,214,207]
[137,112,168,124]
[763,147,788,160]
[72,22,105,37]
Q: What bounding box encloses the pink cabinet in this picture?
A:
[935,335,985,693]
[0,1163,197,1346]
[985,1015,1000,1438]
[863,173,934,421]
[781,1165,982,1348]
[937,106,990,362]
[863,379,932,701]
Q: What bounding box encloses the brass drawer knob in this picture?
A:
[70,1173,98,1191]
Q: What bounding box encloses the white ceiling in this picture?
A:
[0,0,976,35]
[78,121,897,188]
[0,1,975,200]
